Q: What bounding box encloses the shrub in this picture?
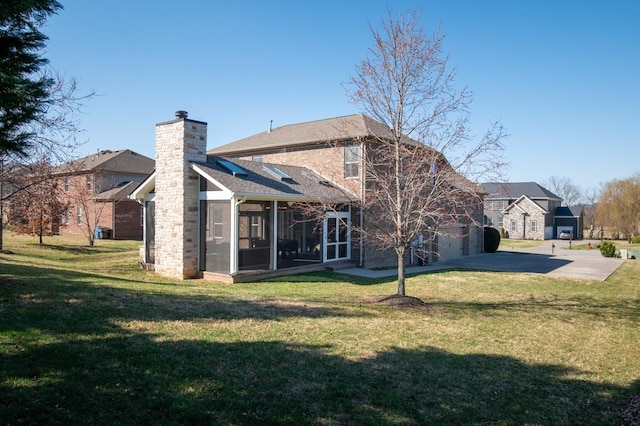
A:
[632,236,640,244]
[599,241,617,258]
[484,227,501,253]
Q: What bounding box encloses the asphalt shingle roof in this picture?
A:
[555,206,583,217]
[194,156,357,202]
[208,114,396,155]
[55,149,155,175]
[480,182,560,200]
[95,181,140,200]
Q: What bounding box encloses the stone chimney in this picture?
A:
[153,111,207,279]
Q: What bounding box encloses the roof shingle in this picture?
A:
[480,182,560,200]
[194,156,356,202]
[208,114,395,156]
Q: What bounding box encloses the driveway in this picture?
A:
[340,240,625,281]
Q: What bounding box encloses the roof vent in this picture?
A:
[175,110,188,119]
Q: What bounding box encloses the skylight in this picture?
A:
[263,164,292,181]
[217,159,247,177]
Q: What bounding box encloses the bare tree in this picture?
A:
[8,153,66,244]
[582,185,601,238]
[595,175,640,242]
[544,175,581,207]
[62,163,110,247]
[0,70,93,249]
[344,9,507,297]
[1,0,94,249]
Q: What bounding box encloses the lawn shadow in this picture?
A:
[0,263,373,339]
[0,336,632,424]
[1,261,635,424]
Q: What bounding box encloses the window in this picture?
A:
[497,218,504,229]
[86,174,92,191]
[213,210,223,239]
[510,219,517,232]
[250,215,261,238]
[530,220,537,233]
[77,206,82,225]
[217,159,248,177]
[64,177,69,192]
[263,164,292,181]
[344,146,359,178]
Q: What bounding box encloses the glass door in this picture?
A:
[323,212,350,262]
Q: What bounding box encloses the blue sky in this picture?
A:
[44,0,639,193]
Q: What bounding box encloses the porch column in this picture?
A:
[230,198,239,275]
[271,201,278,270]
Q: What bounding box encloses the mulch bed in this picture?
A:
[376,294,431,310]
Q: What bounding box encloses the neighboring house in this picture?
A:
[131,111,484,283]
[555,205,584,240]
[55,149,155,240]
[480,182,583,240]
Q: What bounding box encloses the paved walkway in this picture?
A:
[339,240,625,281]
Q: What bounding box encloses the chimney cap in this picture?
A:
[175,110,188,119]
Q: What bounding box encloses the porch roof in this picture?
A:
[194,156,357,202]
[95,181,140,201]
[130,156,357,203]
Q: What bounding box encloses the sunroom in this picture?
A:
[132,156,357,282]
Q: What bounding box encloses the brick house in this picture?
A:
[131,112,484,282]
[56,149,154,240]
[480,182,583,240]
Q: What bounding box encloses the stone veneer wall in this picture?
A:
[503,197,547,240]
[154,117,207,279]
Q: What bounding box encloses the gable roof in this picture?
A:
[55,149,155,175]
[504,194,548,214]
[208,114,397,156]
[555,206,583,217]
[480,182,560,200]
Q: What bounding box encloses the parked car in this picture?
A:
[559,230,574,240]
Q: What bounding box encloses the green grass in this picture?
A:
[1,232,639,425]
[499,238,545,250]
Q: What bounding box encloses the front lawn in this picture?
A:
[1,232,638,424]
[499,238,545,250]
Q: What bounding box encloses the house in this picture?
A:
[554,205,585,240]
[131,111,484,282]
[55,149,155,240]
[480,182,583,240]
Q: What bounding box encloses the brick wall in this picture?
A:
[113,201,143,239]
[235,143,363,198]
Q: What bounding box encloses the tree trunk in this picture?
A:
[397,248,406,296]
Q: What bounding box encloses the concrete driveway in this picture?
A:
[340,240,625,281]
